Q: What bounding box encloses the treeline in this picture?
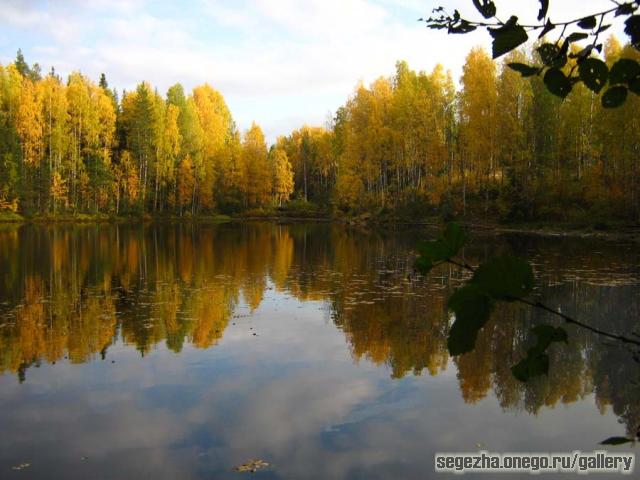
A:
[277,36,640,221]
[1,39,639,221]
[0,50,294,217]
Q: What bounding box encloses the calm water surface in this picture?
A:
[0,223,638,479]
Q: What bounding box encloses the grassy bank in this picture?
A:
[0,211,24,222]
[232,200,331,221]
[1,201,637,242]
[0,212,233,224]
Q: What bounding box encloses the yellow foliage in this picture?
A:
[271,147,294,205]
[240,122,271,206]
[0,195,19,212]
[16,79,43,166]
[50,171,68,209]
[177,154,195,210]
[120,150,140,204]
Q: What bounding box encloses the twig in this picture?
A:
[435,3,633,30]
[445,258,640,347]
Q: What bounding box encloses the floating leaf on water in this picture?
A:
[600,436,632,446]
[234,459,270,473]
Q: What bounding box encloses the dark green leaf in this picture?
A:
[577,16,597,29]
[538,19,555,39]
[537,43,558,64]
[414,255,434,275]
[629,76,640,95]
[597,24,611,34]
[416,241,448,271]
[616,4,637,16]
[609,58,640,85]
[544,68,572,99]
[537,43,566,68]
[471,255,534,300]
[602,86,628,108]
[600,437,633,446]
[625,15,640,45]
[512,353,549,382]
[507,62,539,77]
[567,32,589,43]
[511,324,566,382]
[531,325,569,354]
[447,285,494,356]
[569,45,594,60]
[472,0,496,19]
[440,222,467,257]
[511,359,530,382]
[489,16,528,59]
[537,43,557,62]
[579,58,609,93]
[537,0,549,21]
[449,20,477,34]
[527,353,550,377]
[416,223,467,274]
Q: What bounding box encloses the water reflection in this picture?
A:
[0,223,639,441]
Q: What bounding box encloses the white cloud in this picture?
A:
[253,0,389,38]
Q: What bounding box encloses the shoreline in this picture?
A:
[0,213,638,242]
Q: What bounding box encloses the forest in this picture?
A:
[0,37,639,222]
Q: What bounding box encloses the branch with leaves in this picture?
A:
[414,223,640,384]
[421,1,640,107]
[415,224,640,445]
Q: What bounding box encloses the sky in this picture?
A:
[0,0,625,144]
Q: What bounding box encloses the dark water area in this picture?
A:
[0,222,638,479]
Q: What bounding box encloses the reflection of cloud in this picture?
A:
[7,360,625,479]
[0,370,194,479]
[228,373,375,449]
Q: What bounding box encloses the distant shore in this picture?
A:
[1,210,638,242]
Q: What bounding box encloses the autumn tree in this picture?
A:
[177,154,195,215]
[0,64,23,210]
[39,73,69,212]
[270,146,294,206]
[157,103,181,211]
[240,123,271,207]
[495,50,534,219]
[459,47,498,213]
[192,84,233,210]
[15,77,43,211]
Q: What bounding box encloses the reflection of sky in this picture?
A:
[0,289,633,480]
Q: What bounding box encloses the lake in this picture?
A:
[0,222,638,479]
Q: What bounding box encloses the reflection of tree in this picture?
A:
[329,232,640,435]
[0,274,117,375]
[0,225,639,434]
[327,229,450,379]
[0,224,278,373]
